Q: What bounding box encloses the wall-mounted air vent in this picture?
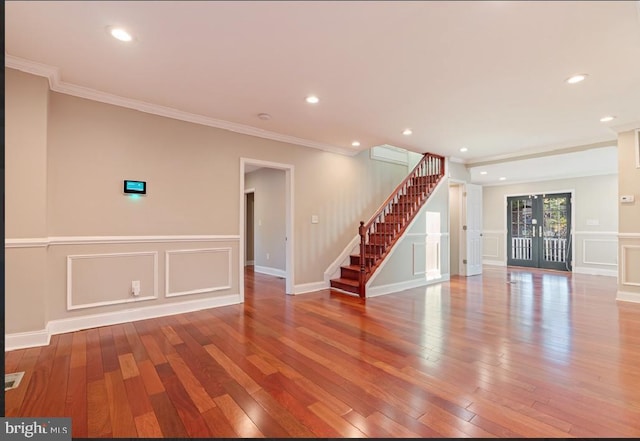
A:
[5,372,25,391]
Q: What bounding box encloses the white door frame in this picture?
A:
[239,158,295,299]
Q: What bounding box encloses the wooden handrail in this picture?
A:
[358,152,445,297]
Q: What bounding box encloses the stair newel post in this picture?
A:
[358,221,366,298]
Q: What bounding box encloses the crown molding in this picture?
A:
[5,54,359,157]
[465,139,617,168]
[4,54,60,85]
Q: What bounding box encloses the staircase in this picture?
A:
[330,152,445,298]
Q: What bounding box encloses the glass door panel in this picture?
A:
[507,197,536,267]
[541,194,571,270]
[507,193,571,271]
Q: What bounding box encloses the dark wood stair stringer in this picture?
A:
[329,152,445,298]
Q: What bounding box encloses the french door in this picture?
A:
[507,193,572,271]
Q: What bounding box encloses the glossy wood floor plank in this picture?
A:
[4,347,41,416]
[5,265,640,437]
[87,379,112,438]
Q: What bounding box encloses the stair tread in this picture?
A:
[330,277,359,287]
[344,264,362,270]
[351,253,378,258]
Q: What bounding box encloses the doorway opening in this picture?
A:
[506,192,573,271]
[449,181,483,277]
[245,190,255,266]
[449,182,463,276]
[240,158,294,300]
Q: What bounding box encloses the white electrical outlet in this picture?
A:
[266,253,270,260]
[620,195,635,203]
[132,280,141,296]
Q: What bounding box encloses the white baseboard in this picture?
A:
[5,329,51,352]
[245,260,255,266]
[294,281,328,295]
[617,290,640,303]
[253,265,286,278]
[573,266,618,278]
[483,259,506,266]
[367,276,446,298]
[324,235,359,283]
[6,293,241,352]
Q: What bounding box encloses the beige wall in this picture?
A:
[482,173,619,275]
[448,160,471,182]
[5,69,49,334]
[46,87,407,284]
[6,68,49,238]
[46,92,239,236]
[5,67,409,342]
[617,129,640,302]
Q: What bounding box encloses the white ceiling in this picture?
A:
[5,1,639,184]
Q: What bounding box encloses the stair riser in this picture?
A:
[330,281,360,294]
[356,243,387,253]
[397,197,422,206]
[375,224,400,234]
[410,176,437,185]
[350,255,377,267]
[363,244,386,254]
[369,236,391,245]
[340,267,360,280]
[383,214,408,223]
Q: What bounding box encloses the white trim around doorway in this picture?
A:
[240,158,295,298]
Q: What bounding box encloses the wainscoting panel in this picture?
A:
[483,236,500,259]
[481,230,505,266]
[622,245,640,287]
[573,231,618,277]
[413,242,426,276]
[166,247,232,297]
[583,239,618,266]
[67,251,158,310]
[6,235,242,350]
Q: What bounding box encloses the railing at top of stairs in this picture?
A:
[357,152,445,297]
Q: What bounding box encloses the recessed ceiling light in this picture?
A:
[402,128,413,136]
[109,27,133,42]
[305,95,319,104]
[257,113,271,120]
[600,115,615,122]
[459,147,468,152]
[480,171,488,175]
[499,177,507,181]
[352,141,361,147]
[566,74,587,84]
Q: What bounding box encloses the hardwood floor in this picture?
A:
[5,265,640,437]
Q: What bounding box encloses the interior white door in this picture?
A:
[463,183,483,276]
